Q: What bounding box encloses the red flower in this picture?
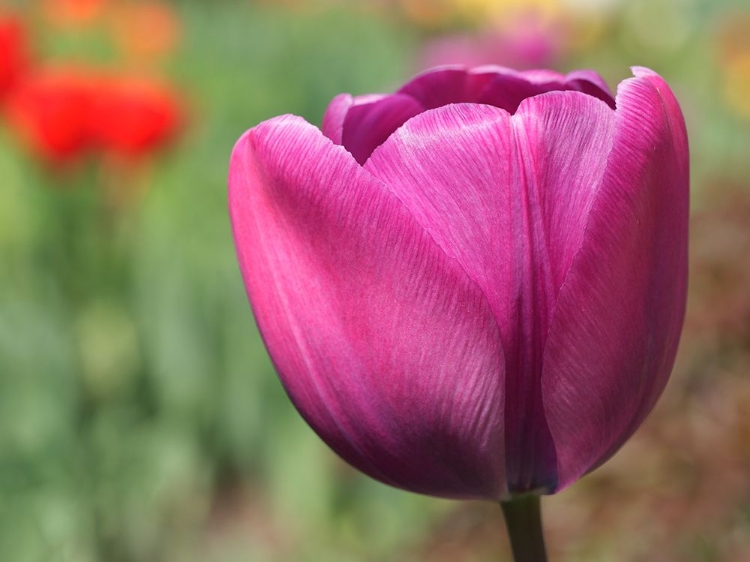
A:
[0,11,30,99]
[90,75,182,158]
[5,66,95,164]
[6,66,183,165]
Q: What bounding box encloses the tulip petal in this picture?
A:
[321,93,352,144]
[365,95,616,491]
[477,68,616,113]
[565,69,616,108]
[397,65,476,109]
[398,66,558,114]
[542,68,689,491]
[229,115,508,499]
[398,66,616,116]
[474,71,562,114]
[321,93,389,144]
[341,93,425,164]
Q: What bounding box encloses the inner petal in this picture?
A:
[330,66,615,164]
[341,93,424,165]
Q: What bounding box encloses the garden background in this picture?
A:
[1,0,749,560]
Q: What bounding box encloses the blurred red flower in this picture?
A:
[4,66,95,164]
[5,66,183,165]
[0,11,30,100]
[90,75,183,158]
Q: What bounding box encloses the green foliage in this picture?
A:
[0,3,431,561]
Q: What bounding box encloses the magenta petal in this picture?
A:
[565,70,616,109]
[397,66,473,109]
[474,68,616,113]
[229,115,507,499]
[398,66,561,114]
[341,93,425,164]
[366,104,518,330]
[542,68,689,491]
[365,95,616,491]
[513,91,617,293]
[474,69,562,114]
[321,93,353,144]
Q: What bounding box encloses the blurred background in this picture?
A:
[0,0,749,561]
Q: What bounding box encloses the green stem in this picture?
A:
[500,494,548,562]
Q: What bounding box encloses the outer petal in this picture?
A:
[229,115,507,499]
[542,68,689,491]
[365,96,616,492]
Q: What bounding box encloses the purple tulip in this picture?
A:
[229,66,689,501]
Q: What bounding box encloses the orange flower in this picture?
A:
[90,75,183,158]
[41,0,108,27]
[716,12,750,65]
[111,1,181,61]
[5,66,96,164]
[0,11,30,99]
[716,13,750,119]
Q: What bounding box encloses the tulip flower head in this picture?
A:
[229,66,689,500]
